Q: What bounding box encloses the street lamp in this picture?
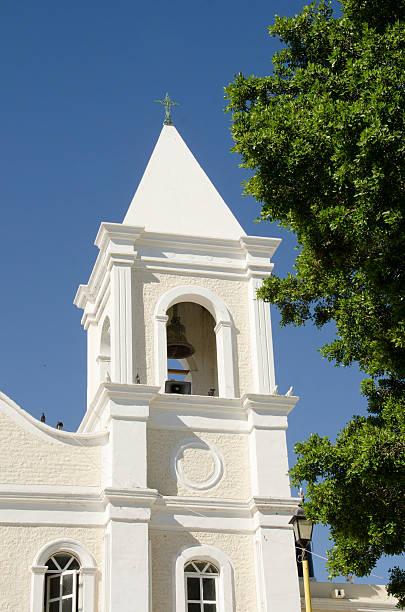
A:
[289,505,314,612]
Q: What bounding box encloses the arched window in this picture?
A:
[44,553,80,612]
[30,538,97,612]
[185,561,219,611]
[174,544,234,612]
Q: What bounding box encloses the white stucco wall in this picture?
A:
[0,410,101,487]
[0,525,103,611]
[300,582,398,611]
[135,272,252,397]
[149,530,257,612]
[147,429,251,499]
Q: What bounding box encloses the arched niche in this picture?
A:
[98,316,111,383]
[154,286,236,398]
[167,302,218,396]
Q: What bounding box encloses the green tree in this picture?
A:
[225,0,405,605]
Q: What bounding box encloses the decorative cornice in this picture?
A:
[102,487,159,507]
[0,485,296,513]
[79,383,161,433]
[0,485,303,534]
[94,222,145,251]
[242,392,299,415]
[240,235,281,256]
[151,393,241,411]
[156,494,298,516]
[150,494,300,533]
[0,484,159,521]
[0,484,102,504]
[252,496,300,512]
[80,387,300,434]
[74,223,280,315]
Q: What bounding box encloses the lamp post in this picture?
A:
[289,505,314,612]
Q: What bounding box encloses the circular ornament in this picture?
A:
[171,439,224,491]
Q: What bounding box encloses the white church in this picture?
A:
[0,113,397,611]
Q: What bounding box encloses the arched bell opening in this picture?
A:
[98,316,111,383]
[166,302,218,396]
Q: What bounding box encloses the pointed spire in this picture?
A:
[123,125,246,240]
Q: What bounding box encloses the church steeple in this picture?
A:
[123,124,246,240]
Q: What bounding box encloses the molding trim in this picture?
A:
[153,284,232,327]
[0,484,160,527]
[79,385,300,434]
[79,383,160,433]
[74,224,279,315]
[0,391,108,446]
[32,538,97,567]
[307,597,398,611]
[150,494,299,533]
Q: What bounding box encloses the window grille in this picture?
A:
[44,553,80,612]
[185,561,219,612]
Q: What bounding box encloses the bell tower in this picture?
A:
[74,120,301,612]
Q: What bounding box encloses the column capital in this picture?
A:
[30,565,48,575]
[80,567,98,576]
[81,383,160,433]
[155,314,169,323]
[242,392,298,421]
[213,319,233,334]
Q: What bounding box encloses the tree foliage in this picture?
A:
[225,0,405,603]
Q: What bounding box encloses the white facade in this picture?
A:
[0,123,397,611]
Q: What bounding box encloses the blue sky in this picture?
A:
[1,0,402,583]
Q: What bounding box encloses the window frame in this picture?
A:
[30,539,97,612]
[174,545,235,612]
[44,553,80,612]
[185,561,219,611]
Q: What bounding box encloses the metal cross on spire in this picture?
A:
[155,92,180,125]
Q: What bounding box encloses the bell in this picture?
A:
[166,305,195,359]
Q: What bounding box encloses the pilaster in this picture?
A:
[244,393,297,499]
[247,276,276,394]
[96,383,159,612]
[254,524,301,612]
[214,320,236,398]
[103,489,158,612]
[110,264,134,385]
[92,384,159,488]
[154,314,169,390]
[30,565,47,612]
